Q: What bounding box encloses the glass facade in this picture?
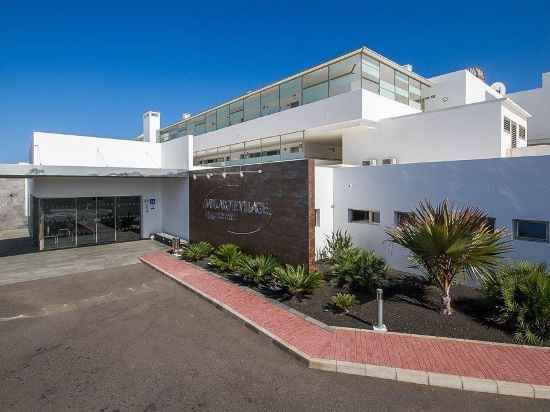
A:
[35,196,141,250]
[159,50,430,142]
[194,131,305,167]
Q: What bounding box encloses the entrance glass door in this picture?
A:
[97,197,116,243]
[76,197,97,246]
[116,196,142,242]
[41,198,76,250]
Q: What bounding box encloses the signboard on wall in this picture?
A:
[189,160,315,268]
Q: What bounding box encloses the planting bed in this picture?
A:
[189,256,514,344]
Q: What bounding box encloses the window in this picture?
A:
[379,64,396,100]
[485,217,496,233]
[511,121,518,148]
[348,209,380,224]
[395,211,412,226]
[216,105,229,129]
[409,78,422,110]
[361,54,380,93]
[303,67,329,104]
[395,72,409,105]
[519,125,526,140]
[329,54,360,97]
[229,99,244,125]
[206,111,217,132]
[315,209,320,227]
[188,115,206,136]
[513,220,549,242]
[503,117,511,133]
[260,86,279,116]
[244,94,261,121]
[382,158,397,165]
[362,159,377,166]
[280,78,301,110]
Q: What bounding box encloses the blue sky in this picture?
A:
[1,0,549,163]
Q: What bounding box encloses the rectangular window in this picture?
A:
[519,125,526,140]
[362,159,377,166]
[244,94,261,121]
[315,209,320,227]
[511,121,517,148]
[513,220,549,242]
[394,211,412,226]
[409,78,422,110]
[216,105,229,129]
[361,54,380,93]
[395,72,409,105]
[329,54,360,97]
[280,78,301,110]
[379,64,396,100]
[229,99,244,125]
[302,67,329,104]
[260,86,279,116]
[485,217,496,233]
[348,209,380,224]
[206,111,217,132]
[382,158,397,165]
[503,117,511,133]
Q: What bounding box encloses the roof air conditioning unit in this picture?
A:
[382,158,398,165]
[362,159,378,167]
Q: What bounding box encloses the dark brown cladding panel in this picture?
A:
[189,159,315,268]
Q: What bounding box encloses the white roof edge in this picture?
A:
[503,97,532,118]
[161,47,432,132]
[0,164,189,178]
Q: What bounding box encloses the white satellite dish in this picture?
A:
[491,82,507,96]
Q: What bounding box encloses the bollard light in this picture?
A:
[373,288,388,332]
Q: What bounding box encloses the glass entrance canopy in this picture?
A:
[159,47,431,142]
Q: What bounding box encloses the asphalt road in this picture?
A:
[0,263,548,411]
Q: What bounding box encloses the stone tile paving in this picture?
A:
[140,251,550,392]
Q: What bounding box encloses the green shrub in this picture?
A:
[181,241,214,262]
[481,261,550,346]
[330,293,359,313]
[321,230,353,264]
[273,265,323,298]
[238,254,278,284]
[332,247,387,292]
[210,244,243,272]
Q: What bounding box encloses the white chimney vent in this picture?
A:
[403,64,413,72]
[182,113,191,120]
[143,111,160,143]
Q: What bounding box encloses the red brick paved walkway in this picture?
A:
[140,252,550,390]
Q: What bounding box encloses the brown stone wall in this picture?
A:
[189,160,315,268]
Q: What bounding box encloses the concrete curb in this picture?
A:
[141,256,550,401]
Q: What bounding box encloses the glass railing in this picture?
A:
[193,131,305,167]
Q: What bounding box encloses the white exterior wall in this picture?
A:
[30,177,167,238]
[314,166,334,257]
[161,179,189,239]
[160,135,193,169]
[509,73,550,143]
[342,100,504,165]
[324,155,550,272]
[32,132,162,168]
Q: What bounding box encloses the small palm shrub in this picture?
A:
[181,241,214,261]
[273,265,323,298]
[238,254,278,285]
[330,293,359,313]
[386,199,509,315]
[210,244,243,272]
[332,247,387,292]
[321,230,353,264]
[481,262,550,346]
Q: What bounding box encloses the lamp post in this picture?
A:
[373,288,387,332]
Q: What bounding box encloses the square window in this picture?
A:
[348,209,380,224]
[513,220,549,242]
[395,211,412,226]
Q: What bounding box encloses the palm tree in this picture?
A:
[386,199,510,315]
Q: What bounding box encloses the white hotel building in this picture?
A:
[3,46,550,271]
